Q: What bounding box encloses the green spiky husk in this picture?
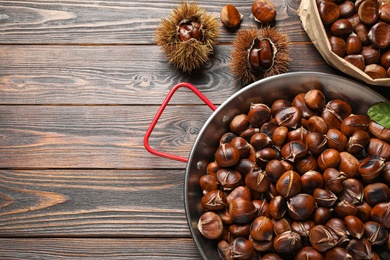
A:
[231,27,290,85]
[155,2,220,73]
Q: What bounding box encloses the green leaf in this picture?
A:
[368,102,390,129]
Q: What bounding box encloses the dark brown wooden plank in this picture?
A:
[0,105,212,169]
[0,169,191,237]
[0,44,340,105]
[0,0,307,44]
[0,238,199,259]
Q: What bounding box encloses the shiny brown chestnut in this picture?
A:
[356,202,373,223]
[346,238,373,260]
[338,151,360,178]
[364,221,389,245]
[318,1,341,24]
[199,175,218,195]
[215,143,240,167]
[361,45,380,65]
[344,54,365,71]
[307,115,328,134]
[304,89,325,111]
[216,169,242,191]
[250,216,273,242]
[274,105,302,129]
[365,64,388,79]
[230,114,250,134]
[309,225,340,252]
[331,19,353,36]
[338,178,364,205]
[344,215,365,239]
[293,93,317,119]
[340,114,370,137]
[314,207,333,225]
[368,22,390,49]
[229,223,251,239]
[335,200,358,219]
[313,188,338,207]
[301,170,324,194]
[201,189,227,211]
[295,155,318,175]
[245,169,270,193]
[248,103,271,127]
[287,193,316,221]
[276,170,302,198]
[207,161,219,178]
[198,211,224,239]
[250,132,272,150]
[229,197,257,224]
[346,129,370,154]
[272,217,292,236]
[273,231,302,253]
[226,186,251,205]
[359,154,385,181]
[295,246,324,260]
[272,126,288,150]
[252,199,271,218]
[364,183,390,206]
[355,23,370,45]
[326,128,348,152]
[323,168,347,194]
[326,218,350,241]
[339,0,355,18]
[269,195,287,220]
[329,35,346,57]
[291,220,315,238]
[230,137,251,159]
[318,149,341,171]
[230,237,254,260]
[321,99,352,130]
[265,159,287,183]
[325,247,353,260]
[346,33,362,55]
[287,126,309,143]
[306,132,327,155]
[366,137,390,160]
[281,141,309,163]
[255,147,278,166]
[358,0,379,25]
[371,202,390,228]
[369,120,390,142]
[262,253,282,260]
[271,99,292,116]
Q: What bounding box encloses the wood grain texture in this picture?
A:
[0,238,199,259]
[0,169,190,237]
[0,44,338,105]
[0,105,214,168]
[0,0,306,44]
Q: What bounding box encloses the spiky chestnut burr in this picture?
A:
[155,2,220,73]
[230,27,290,84]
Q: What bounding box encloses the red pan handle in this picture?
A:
[144,82,217,163]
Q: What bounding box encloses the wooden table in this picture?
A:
[0,0,389,259]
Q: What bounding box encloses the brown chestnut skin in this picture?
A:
[335,200,358,219]
[380,49,390,70]
[306,132,328,155]
[252,0,276,24]
[331,19,353,36]
[230,137,251,159]
[269,195,287,220]
[359,154,385,181]
[340,114,370,137]
[250,132,272,150]
[272,217,292,236]
[201,189,227,211]
[309,225,340,252]
[273,231,302,253]
[318,1,341,24]
[265,159,287,184]
[339,178,364,205]
[329,35,346,57]
[276,170,302,198]
[230,114,250,134]
[220,4,241,29]
[229,223,251,239]
[364,183,390,206]
[250,216,273,242]
[295,155,318,175]
[245,169,270,193]
[371,202,390,228]
[361,45,380,65]
[301,170,324,194]
[346,129,370,154]
[248,103,271,127]
[369,120,390,142]
[227,186,251,205]
[252,199,271,218]
[365,64,388,79]
[364,221,389,245]
[368,22,390,49]
[314,207,333,225]
[198,211,224,240]
[262,253,282,260]
[280,141,309,163]
[229,197,257,224]
[307,115,328,134]
[346,238,373,260]
[326,128,348,152]
[293,93,317,119]
[230,237,254,260]
[295,246,324,260]
[271,99,292,116]
[274,106,302,129]
[356,202,373,223]
[216,169,242,191]
[344,54,365,71]
[318,149,341,171]
[358,0,379,25]
[339,0,356,18]
[367,137,390,160]
[304,89,326,111]
[325,247,353,260]
[323,168,346,194]
[215,143,240,167]
[346,33,362,55]
[326,218,350,241]
[355,23,371,45]
[199,175,218,195]
[345,215,365,239]
[313,188,337,208]
[287,194,316,221]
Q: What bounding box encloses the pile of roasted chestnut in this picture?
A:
[197,89,390,259]
[317,0,390,79]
